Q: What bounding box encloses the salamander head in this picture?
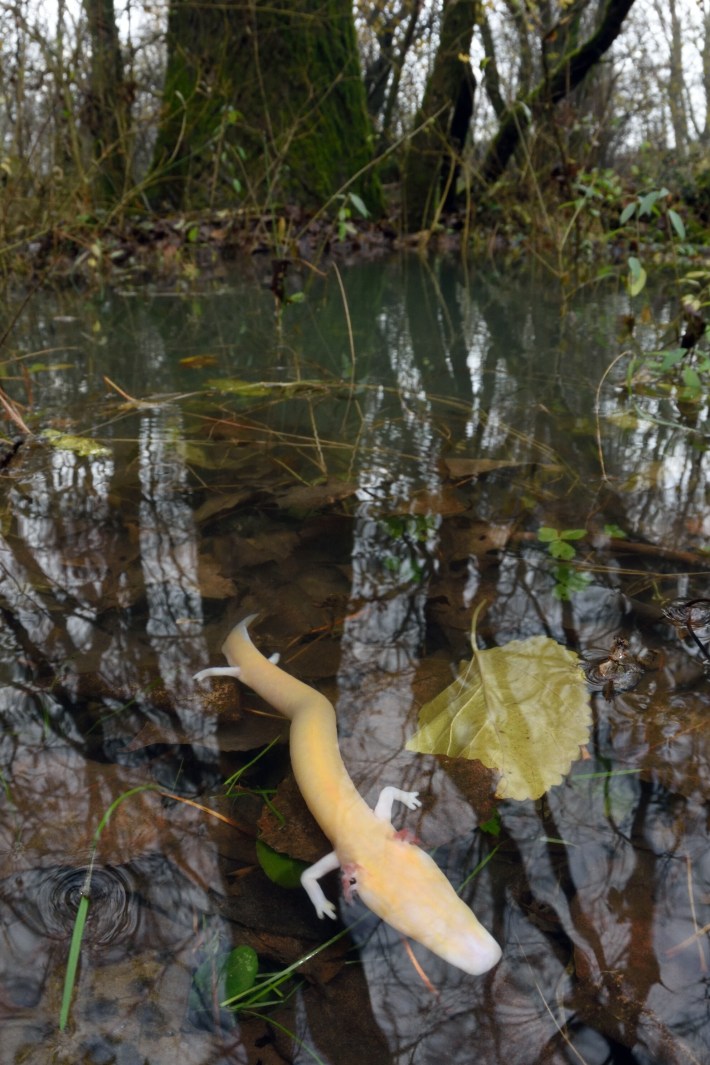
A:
[430,904,502,975]
[354,838,501,976]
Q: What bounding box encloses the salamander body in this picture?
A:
[195,616,501,976]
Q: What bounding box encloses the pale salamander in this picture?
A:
[195,615,501,976]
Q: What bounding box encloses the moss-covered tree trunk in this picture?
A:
[150,0,381,213]
[402,0,478,232]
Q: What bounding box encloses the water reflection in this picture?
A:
[137,408,214,744]
[0,259,708,1063]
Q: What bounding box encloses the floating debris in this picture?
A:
[583,636,648,698]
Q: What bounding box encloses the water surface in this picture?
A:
[0,257,707,1064]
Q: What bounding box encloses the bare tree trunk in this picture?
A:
[403,0,479,231]
[479,13,506,119]
[479,0,637,189]
[665,0,689,156]
[379,0,424,148]
[82,0,130,202]
[503,0,534,95]
[701,0,710,144]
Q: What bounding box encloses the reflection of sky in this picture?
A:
[342,298,440,677]
[137,409,214,743]
[3,448,114,650]
[0,408,214,742]
[336,288,499,1050]
[0,411,227,1057]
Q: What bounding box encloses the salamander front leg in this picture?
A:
[193,666,242,682]
[301,851,340,920]
[374,785,422,822]
[194,652,280,685]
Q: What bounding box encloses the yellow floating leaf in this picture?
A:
[406,604,591,800]
[206,378,331,397]
[179,354,219,368]
[206,378,272,396]
[41,429,110,458]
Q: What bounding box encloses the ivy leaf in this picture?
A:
[347,191,369,218]
[549,539,576,560]
[189,945,258,1012]
[220,945,259,1001]
[668,209,686,240]
[619,201,637,225]
[537,526,559,543]
[256,839,308,888]
[627,257,647,297]
[406,604,591,801]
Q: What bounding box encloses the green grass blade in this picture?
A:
[59,892,90,1030]
[59,784,161,1030]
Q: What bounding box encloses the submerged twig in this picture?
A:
[665,922,710,961]
[332,262,358,437]
[401,937,440,998]
[594,350,631,482]
[0,387,31,435]
[683,855,707,972]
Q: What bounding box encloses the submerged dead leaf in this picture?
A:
[193,488,261,524]
[439,518,513,561]
[407,485,467,516]
[407,604,591,800]
[443,457,562,480]
[275,478,358,510]
[258,774,331,863]
[197,556,237,598]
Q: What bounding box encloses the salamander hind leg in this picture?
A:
[373,785,422,823]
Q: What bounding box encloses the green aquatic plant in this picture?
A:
[333,190,369,241]
[620,188,688,299]
[551,563,593,601]
[537,526,591,599]
[189,936,342,1065]
[626,339,710,407]
[60,781,254,1030]
[189,944,259,1014]
[380,513,437,583]
[537,525,587,560]
[220,920,360,1013]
